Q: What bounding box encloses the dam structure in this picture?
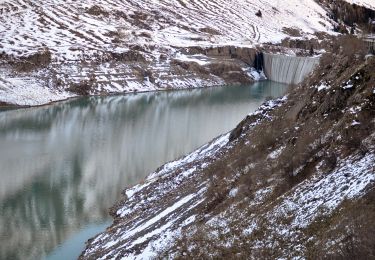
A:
[364,34,375,53]
[263,53,320,85]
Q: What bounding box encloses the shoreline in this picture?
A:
[0,80,260,110]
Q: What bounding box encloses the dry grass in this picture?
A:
[305,188,375,259]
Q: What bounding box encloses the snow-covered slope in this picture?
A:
[344,0,375,9]
[0,0,332,56]
[0,0,334,105]
[81,46,375,259]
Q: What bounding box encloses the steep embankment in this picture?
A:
[81,38,375,258]
[0,0,335,106]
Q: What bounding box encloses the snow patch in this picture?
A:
[316,83,331,92]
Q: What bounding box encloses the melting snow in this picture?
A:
[268,146,285,160]
[351,120,361,126]
[175,53,210,66]
[316,83,331,91]
[229,188,239,198]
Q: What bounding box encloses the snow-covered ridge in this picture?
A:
[0,0,335,106]
[344,0,375,9]
[0,0,333,57]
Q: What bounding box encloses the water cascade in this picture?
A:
[263,53,320,85]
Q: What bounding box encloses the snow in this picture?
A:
[113,132,230,224]
[316,83,331,91]
[276,153,375,229]
[175,53,210,66]
[229,188,239,198]
[0,77,75,106]
[81,85,375,258]
[245,68,267,81]
[0,0,334,58]
[348,105,362,114]
[105,193,196,250]
[351,120,361,126]
[250,95,288,120]
[343,0,375,9]
[99,190,205,259]
[147,133,230,180]
[0,0,336,105]
[268,146,285,160]
[343,84,354,90]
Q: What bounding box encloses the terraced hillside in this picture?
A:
[0,0,334,105]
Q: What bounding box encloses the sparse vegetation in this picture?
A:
[157,36,375,259]
[86,5,109,16]
[13,48,52,72]
[67,74,96,95]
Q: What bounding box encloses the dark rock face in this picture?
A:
[318,0,375,32]
[110,50,147,63]
[13,49,52,72]
[208,61,253,84]
[205,46,257,65]
[253,52,264,71]
[66,77,96,96]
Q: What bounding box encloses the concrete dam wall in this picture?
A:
[263,53,320,85]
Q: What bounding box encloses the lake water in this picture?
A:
[0,81,288,260]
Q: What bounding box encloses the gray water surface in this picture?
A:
[0,81,288,260]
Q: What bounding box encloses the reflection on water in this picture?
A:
[0,81,288,260]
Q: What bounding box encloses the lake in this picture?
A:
[0,81,288,260]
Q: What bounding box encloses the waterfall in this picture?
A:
[263,53,320,85]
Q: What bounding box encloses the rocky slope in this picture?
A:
[344,0,375,10]
[81,36,375,258]
[0,0,336,106]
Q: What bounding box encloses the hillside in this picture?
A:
[345,0,375,9]
[81,37,375,258]
[0,0,335,106]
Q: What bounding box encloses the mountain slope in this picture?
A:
[0,0,332,55]
[344,0,375,9]
[0,0,334,106]
[81,39,375,259]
